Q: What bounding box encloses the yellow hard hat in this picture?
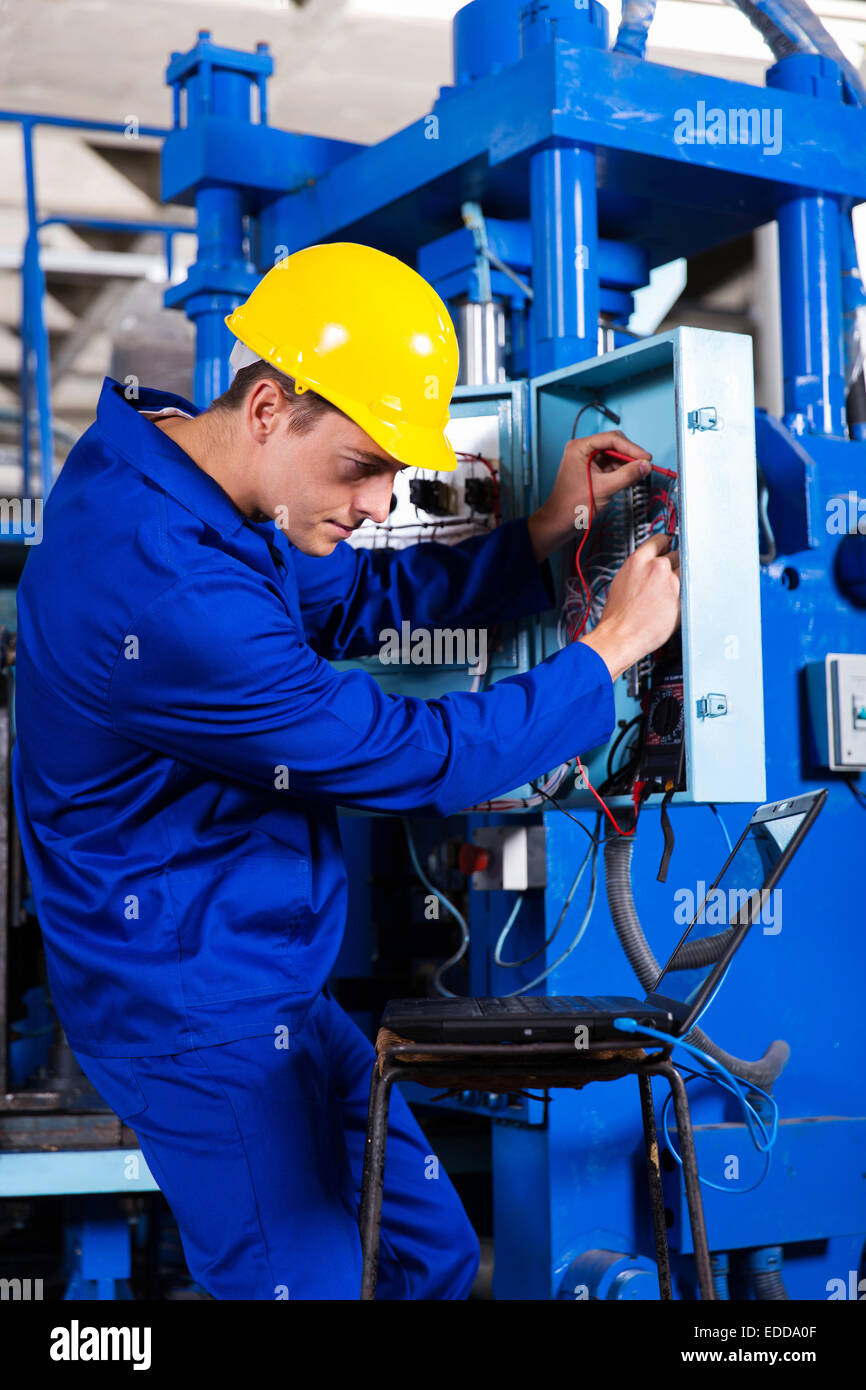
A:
[224,242,459,472]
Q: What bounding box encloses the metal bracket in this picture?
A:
[688,406,720,431]
[696,693,728,718]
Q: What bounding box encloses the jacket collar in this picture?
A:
[95,377,248,539]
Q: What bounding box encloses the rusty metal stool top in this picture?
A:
[359,1026,714,1302]
[374,1025,651,1088]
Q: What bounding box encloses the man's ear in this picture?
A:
[246,380,286,438]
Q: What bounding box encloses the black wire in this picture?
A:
[597,746,641,797]
[605,714,645,782]
[571,398,621,440]
[844,776,866,810]
[532,783,602,845]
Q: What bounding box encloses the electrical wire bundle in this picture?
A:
[559,460,678,648]
[469,409,680,820]
[491,809,603,996]
[404,810,604,998]
[558,488,630,644]
[462,758,573,812]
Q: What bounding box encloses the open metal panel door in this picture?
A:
[529,326,765,807]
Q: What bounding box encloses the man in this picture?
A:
[12,242,679,1299]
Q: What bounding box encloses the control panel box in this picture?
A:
[531,326,766,806]
[806,653,866,770]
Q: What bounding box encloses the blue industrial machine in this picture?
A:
[5,0,866,1300]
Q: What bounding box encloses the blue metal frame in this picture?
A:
[0,110,178,497]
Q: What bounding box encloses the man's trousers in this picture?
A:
[71,990,480,1299]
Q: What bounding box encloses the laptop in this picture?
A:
[382,789,827,1044]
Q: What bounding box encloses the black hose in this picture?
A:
[669,927,739,970]
[604,825,790,1088]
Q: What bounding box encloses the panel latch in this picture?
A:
[688,406,720,431]
[696,693,728,718]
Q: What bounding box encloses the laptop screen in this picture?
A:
[650,804,813,1013]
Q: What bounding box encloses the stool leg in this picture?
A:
[637,1071,674,1300]
[663,1062,715,1301]
[359,1059,396,1301]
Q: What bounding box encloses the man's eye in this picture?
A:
[352,460,378,474]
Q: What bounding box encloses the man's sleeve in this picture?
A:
[292,517,556,659]
[109,565,615,819]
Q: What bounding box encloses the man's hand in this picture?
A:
[527,430,653,564]
[578,533,681,682]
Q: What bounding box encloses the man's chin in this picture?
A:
[288,527,342,558]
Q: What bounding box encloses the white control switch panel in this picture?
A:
[806,653,866,770]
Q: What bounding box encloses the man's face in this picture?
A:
[249,384,408,556]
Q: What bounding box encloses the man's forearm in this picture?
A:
[576,627,633,684]
[526,509,567,566]
[525,512,630,680]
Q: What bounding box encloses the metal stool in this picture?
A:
[358,1027,715,1301]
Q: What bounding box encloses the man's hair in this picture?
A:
[208,359,346,436]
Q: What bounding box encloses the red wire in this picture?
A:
[573,447,635,637]
[571,450,602,639]
[576,756,640,837]
[571,446,659,835]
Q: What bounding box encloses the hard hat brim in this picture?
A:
[317,381,459,475]
[225,317,458,473]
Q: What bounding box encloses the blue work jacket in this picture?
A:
[12,378,615,1057]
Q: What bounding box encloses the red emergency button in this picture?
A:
[458,843,489,875]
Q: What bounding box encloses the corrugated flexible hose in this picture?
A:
[604,826,790,1089]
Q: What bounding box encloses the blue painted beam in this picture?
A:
[0,1149,160,1197]
[663,1116,866,1254]
[418,222,648,291]
[161,122,363,206]
[265,40,866,257]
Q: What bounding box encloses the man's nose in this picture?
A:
[360,478,397,525]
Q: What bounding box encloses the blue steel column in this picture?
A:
[20,119,55,496]
[767,56,847,439]
[530,142,600,375]
[189,187,247,405]
[163,32,269,406]
[523,1,607,374]
[452,1,607,375]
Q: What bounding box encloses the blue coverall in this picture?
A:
[12,378,616,1299]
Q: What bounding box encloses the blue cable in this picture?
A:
[708,802,733,855]
[657,1068,773,1194]
[402,819,469,998]
[612,1017,778,1193]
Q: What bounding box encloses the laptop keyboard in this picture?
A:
[476,995,634,1016]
